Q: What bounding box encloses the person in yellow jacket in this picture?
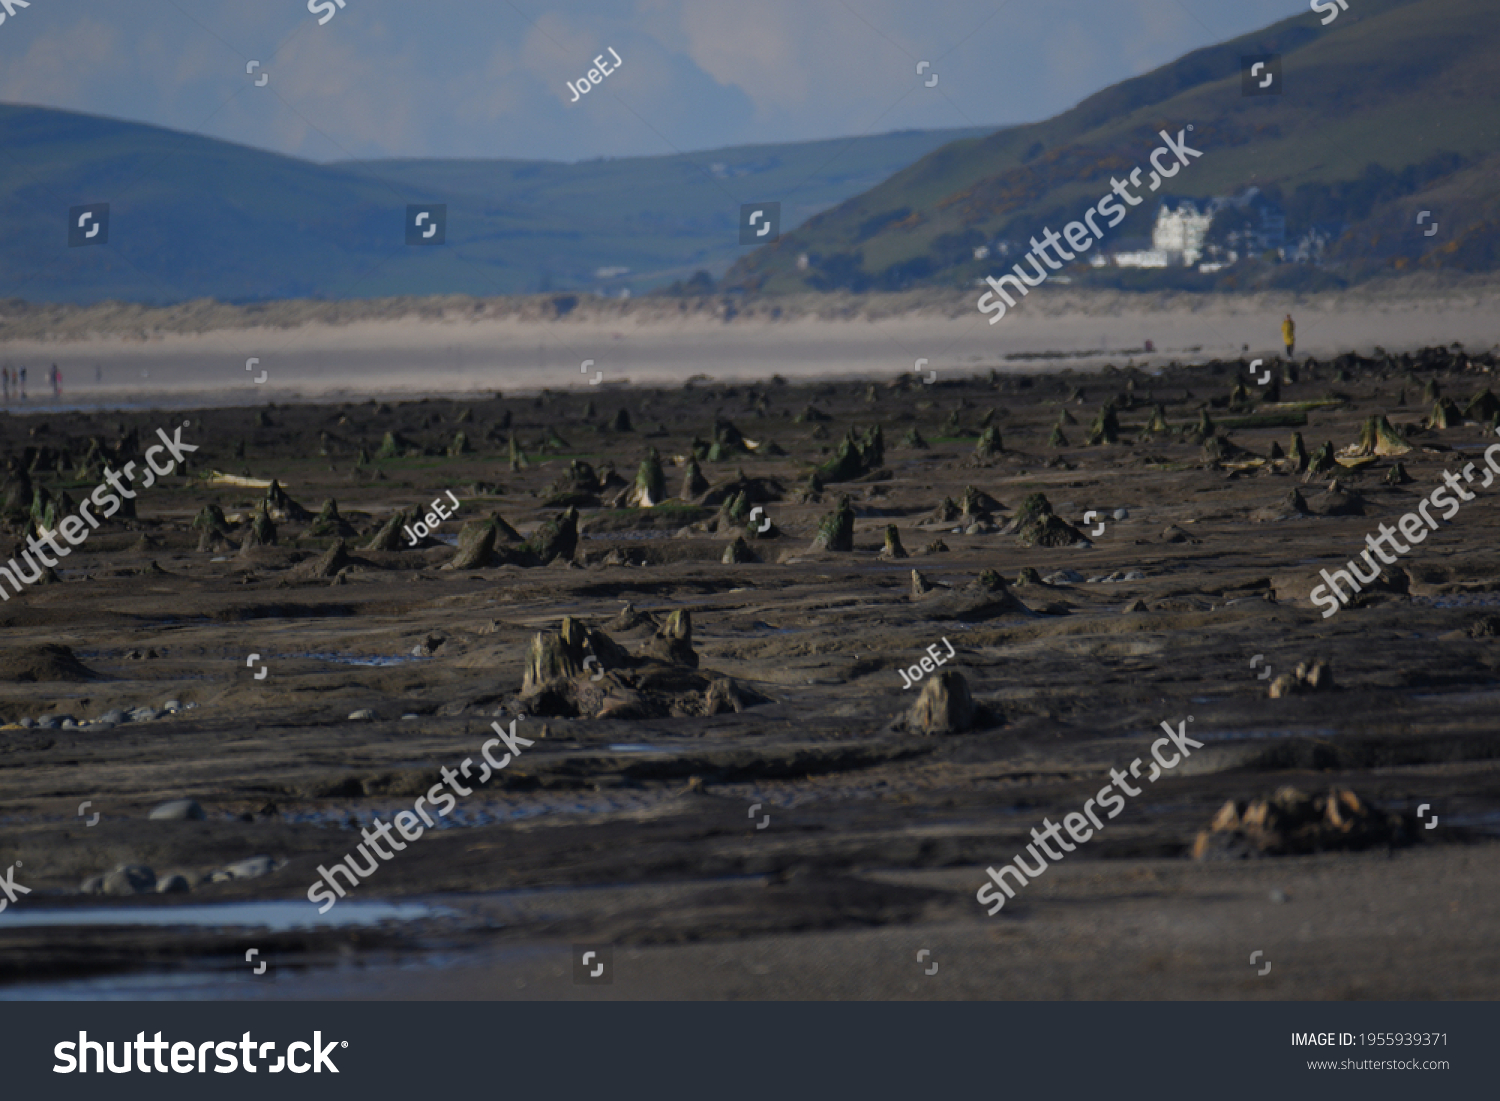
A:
[1282,314,1295,358]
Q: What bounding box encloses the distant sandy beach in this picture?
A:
[2,279,1497,411]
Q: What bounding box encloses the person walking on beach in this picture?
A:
[18,366,26,400]
[2,368,9,404]
[1282,314,1295,358]
[51,364,61,398]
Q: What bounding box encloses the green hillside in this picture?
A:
[0,108,987,304]
[724,0,1500,293]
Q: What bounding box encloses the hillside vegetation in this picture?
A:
[724,0,1500,294]
[0,109,985,304]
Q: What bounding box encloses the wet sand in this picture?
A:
[1,336,1499,999]
[2,280,1497,407]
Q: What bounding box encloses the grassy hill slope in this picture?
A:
[724,0,1500,293]
[0,107,987,304]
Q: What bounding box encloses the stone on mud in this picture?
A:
[905,671,976,735]
[681,455,711,499]
[1269,660,1336,698]
[880,524,907,559]
[642,609,698,668]
[722,536,759,564]
[1193,786,1408,858]
[1010,492,1085,547]
[149,799,205,821]
[294,538,364,578]
[627,448,668,508]
[811,495,855,552]
[445,521,498,570]
[704,677,771,715]
[362,509,416,552]
[308,498,357,538]
[525,507,580,565]
[102,864,157,896]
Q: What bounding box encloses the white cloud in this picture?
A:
[0,0,1311,161]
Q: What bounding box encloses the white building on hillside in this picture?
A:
[1151,199,1214,266]
[1113,247,1169,268]
[1102,189,1291,270]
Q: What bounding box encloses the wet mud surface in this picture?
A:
[2,350,1499,998]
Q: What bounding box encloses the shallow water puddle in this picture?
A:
[1409,687,1500,703]
[283,788,671,832]
[1411,594,1500,609]
[1191,726,1338,742]
[290,651,429,667]
[1444,811,1500,835]
[0,899,443,931]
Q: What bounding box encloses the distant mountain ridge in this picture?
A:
[0,106,987,304]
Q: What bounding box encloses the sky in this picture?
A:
[0,0,1306,164]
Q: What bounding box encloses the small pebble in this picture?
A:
[1046,569,1086,584]
[149,799,206,821]
[221,855,279,880]
[1270,889,1289,904]
[19,717,33,729]
[348,709,377,721]
[101,710,127,724]
[103,864,157,896]
[156,874,191,894]
[401,713,421,721]
[163,699,182,711]
[1113,508,1130,520]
